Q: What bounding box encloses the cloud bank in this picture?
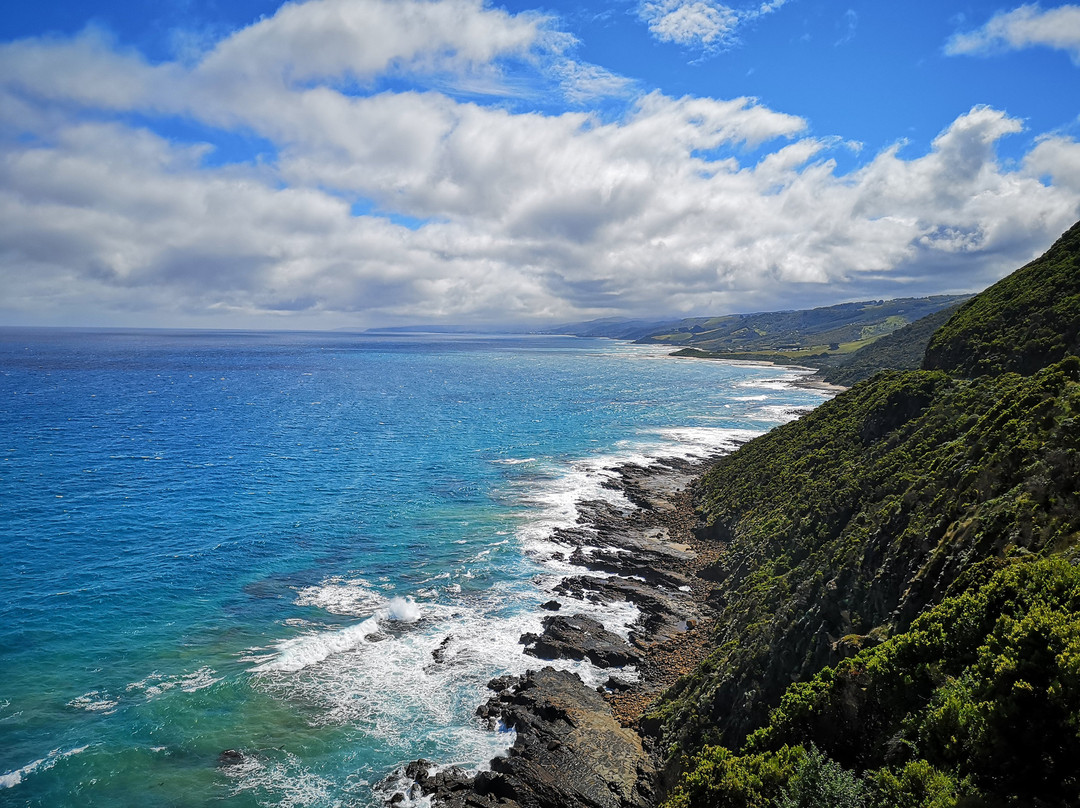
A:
[1,0,1079,327]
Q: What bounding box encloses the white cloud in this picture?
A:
[0,0,575,127]
[197,0,560,84]
[551,60,637,104]
[639,0,740,48]
[0,0,1078,328]
[835,9,858,47]
[946,3,1080,64]
[0,28,170,113]
[636,0,788,52]
[1023,133,1080,190]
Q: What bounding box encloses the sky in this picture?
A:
[1,1,1079,329]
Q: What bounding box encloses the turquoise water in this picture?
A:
[0,329,828,807]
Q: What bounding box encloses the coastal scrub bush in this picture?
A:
[656,223,1080,808]
[741,558,1080,806]
[924,220,1080,377]
[660,745,805,808]
[776,745,867,808]
[864,760,970,808]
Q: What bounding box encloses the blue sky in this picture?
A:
[1,0,1079,327]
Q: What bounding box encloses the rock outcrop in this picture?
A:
[392,668,655,808]
[380,451,734,807]
[520,614,639,668]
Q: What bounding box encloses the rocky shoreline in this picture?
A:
[381,452,741,807]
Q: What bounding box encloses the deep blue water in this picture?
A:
[0,328,829,807]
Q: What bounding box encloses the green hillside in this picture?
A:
[924,221,1080,377]
[640,296,966,365]
[821,304,962,386]
[652,222,1080,808]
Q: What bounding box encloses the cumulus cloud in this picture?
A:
[637,0,788,53]
[0,0,1079,328]
[1023,132,1080,190]
[946,3,1080,64]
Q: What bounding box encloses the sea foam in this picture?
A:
[252,615,382,673]
[0,746,88,790]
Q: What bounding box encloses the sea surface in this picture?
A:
[0,328,829,808]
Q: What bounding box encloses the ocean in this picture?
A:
[0,328,829,807]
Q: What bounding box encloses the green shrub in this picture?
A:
[777,745,867,808]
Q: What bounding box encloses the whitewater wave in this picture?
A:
[252,597,421,674]
[251,616,382,674]
[747,404,815,424]
[294,576,381,616]
[259,585,635,746]
[67,690,119,714]
[511,426,760,558]
[247,418,793,789]
[222,748,349,808]
[1,746,88,790]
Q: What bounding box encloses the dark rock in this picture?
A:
[392,668,654,808]
[601,676,633,692]
[484,668,655,808]
[519,614,639,668]
[566,546,693,589]
[381,455,720,808]
[432,634,453,663]
[553,576,697,647]
[488,674,518,694]
[381,759,509,808]
[218,749,245,767]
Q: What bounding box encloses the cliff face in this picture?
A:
[654,221,1080,807]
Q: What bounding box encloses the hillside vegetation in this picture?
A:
[639,296,965,362]
[925,221,1080,377]
[652,221,1080,808]
[821,304,961,386]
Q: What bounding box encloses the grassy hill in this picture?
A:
[820,304,962,386]
[639,296,966,368]
[650,221,1080,808]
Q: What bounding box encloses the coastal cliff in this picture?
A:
[388,219,1080,808]
[655,219,1080,806]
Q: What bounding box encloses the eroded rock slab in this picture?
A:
[520,614,639,668]
[390,667,654,808]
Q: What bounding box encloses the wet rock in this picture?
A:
[565,546,693,589]
[393,668,654,808]
[553,576,698,648]
[520,614,640,668]
[432,634,453,663]
[217,749,245,767]
[382,453,729,808]
[382,759,509,808]
[601,675,634,692]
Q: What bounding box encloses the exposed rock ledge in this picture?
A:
[394,667,654,808]
[382,452,745,807]
[520,614,640,668]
